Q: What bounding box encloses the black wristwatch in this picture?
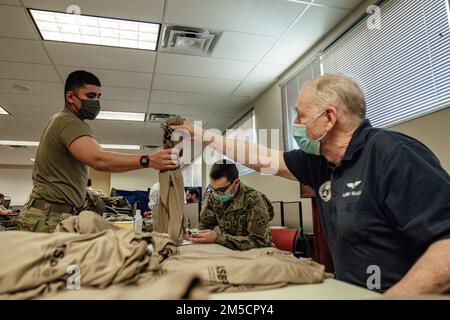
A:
[140,155,150,168]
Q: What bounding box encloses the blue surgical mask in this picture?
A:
[292,110,328,155]
[212,180,237,203]
[213,192,233,203]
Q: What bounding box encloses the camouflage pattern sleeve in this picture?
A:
[215,196,274,250]
[197,199,218,230]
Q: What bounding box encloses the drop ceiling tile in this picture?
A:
[153,74,240,95]
[0,38,50,64]
[101,99,148,112]
[0,116,21,130]
[3,105,58,117]
[285,5,350,42]
[14,115,49,130]
[222,96,252,109]
[206,116,234,130]
[208,114,235,123]
[216,107,245,118]
[0,79,62,96]
[156,53,255,81]
[0,116,44,140]
[45,42,156,73]
[56,66,152,89]
[0,5,38,39]
[142,125,164,146]
[22,0,165,22]
[93,120,145,129]
[211,32,277,62]
[165,0,307,37]
[234,81,270,98]
[150,90,227,107]
[315,0,364,10]
[0,145,36,166]
[246,63,286,83]
[0,93,63,108]
[0,61,61,82]
[100,86,149,102]
[0,0,21,5]
[180,114,211,123]
[149,103,216,116]
[263,37,313,65]
[91,120,145,144]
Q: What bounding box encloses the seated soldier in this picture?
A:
[189,160,274,250]
[0,193,12,215]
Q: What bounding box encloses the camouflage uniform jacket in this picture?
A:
[198,182,274,250]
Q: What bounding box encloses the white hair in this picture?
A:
[309,74,367,126]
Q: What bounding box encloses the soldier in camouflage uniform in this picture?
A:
[189,160,274,250]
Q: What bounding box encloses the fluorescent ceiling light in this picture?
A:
[97,111,146,121]
[101,144,141,150]
[29,9,160,51]
[0,106,10,115]
[0,140,39,147]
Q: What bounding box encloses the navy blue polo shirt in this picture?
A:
[284,119,450,292]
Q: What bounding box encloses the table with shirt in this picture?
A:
[180,243,381,300]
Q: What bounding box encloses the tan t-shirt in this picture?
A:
[31,107,93,208]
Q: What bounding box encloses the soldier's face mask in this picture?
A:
[72,93,101,120]
[212,179,239,203]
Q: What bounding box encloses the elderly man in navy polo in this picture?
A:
[174,74,450,296]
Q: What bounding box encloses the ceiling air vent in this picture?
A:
[148,113,178,122]
[160,25,220,56]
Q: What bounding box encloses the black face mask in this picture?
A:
[73,93,101,120]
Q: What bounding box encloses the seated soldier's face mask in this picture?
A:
[72,93,101,120]
[213,179,239,203]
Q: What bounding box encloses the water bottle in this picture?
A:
[134,211,143,232]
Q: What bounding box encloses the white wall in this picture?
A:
[391,108,450,173]
[110,168,159,191]
[0,167,33,205]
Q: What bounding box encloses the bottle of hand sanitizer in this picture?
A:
[134,211,143,232]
